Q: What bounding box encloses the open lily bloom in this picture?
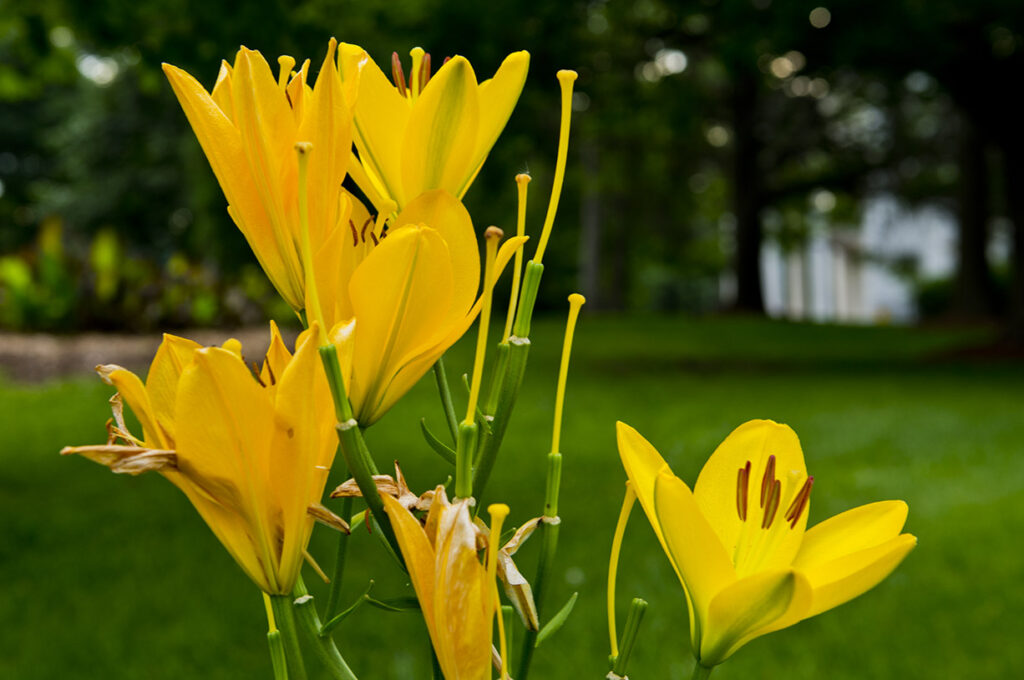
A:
[616,420,916,668]
[62,323,336,595]
[382,487,495,680]
[163,40,358,312]
[338,43,529,210]
[325,189,526,425]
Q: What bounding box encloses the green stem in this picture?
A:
[481,341,510,417]
[318,345,401,559]
[518,451,563,680]
[472,338,530,500]
[455,421,479,499]
[432,357,459,444]
[690,663,713,680]
[324,493,354,618]
[270,595,308,680]
[611,598,648,677]
[292,579,359,680]
[267,630,289,680]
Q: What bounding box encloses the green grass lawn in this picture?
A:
[1,316,1021,679]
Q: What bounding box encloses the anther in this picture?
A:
[348,219,359,247]
[360,216,373,243]
[251,362,266,387]
[263,358,277,386]
[736,460,751,521]
[762,479,781,529]
[784,476,814,529]
[760,454,776,508]
[391,51,408,96]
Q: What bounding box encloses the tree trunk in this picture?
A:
[952,114,997,318]
[577,137,602,308]
[731,70,765,313]
[1003,139,1024,343]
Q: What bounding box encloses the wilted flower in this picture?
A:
[63,324,337,595]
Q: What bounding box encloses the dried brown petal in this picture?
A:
[307,503,351,534]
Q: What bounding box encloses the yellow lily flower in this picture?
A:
[62,323,337,595]
[382,487,507,680]
[337,44,529,210]
[616,419,916,668]
[325,189,527,425]
[163,39,358,312]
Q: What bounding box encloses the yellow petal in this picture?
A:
[163,60,302,309]
[339,43,410,205]
[261,319,293,386]
[793,500,909,568]
[347,226,454,424]
[231,48,304,303]
[268,324,334,589]
[401,56,480,201]
[433,499,491,679]
[693,420,809,574]
[699,570,811,666]
[392,190,479,322]
[298,39,354,247]
[615,422,672,545]
[145,333,201,445]
[653,468,736,642]
[460,51,530,198]
[382,493,438,641]
[798,533,917,619]
[175,346,280,592]
[210,60,235,120]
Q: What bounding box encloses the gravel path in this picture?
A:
[0,326,298,382]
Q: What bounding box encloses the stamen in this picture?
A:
[784,476,814,528]
[465,227,504,424]
[359,216,373,243]
[533,70,578,265]
[736,460,751,521]
[420,52,432,88]
[503,173,531,342]
[761,479,781,529]
[550,293,586,455]
[263,357,277,386]
[443,55,451,66]
[348,219,359,247]
[251,362,267,387]
[277,55,296,90]
[391,51,408,96]
[486,504,511,680]
[760,454,776,508]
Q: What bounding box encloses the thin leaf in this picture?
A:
[534,592,578,647]
[421,418,457,464]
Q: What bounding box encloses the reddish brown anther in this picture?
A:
[760,454,776,508]
[784,476,815,529]
[736,460,751,521]
[762,479,781,529]
[391,51,408,96]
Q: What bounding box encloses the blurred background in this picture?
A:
[2,1,1024,679]
[3,0,1024,335]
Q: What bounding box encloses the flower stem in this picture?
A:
[691,663,713,680]
[610,598,647,677]
[292,579,359,680]
[264,593,289,680]
[270,595,308,680]
[324,491,354,618]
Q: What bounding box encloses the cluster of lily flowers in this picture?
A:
[61,36,916,680]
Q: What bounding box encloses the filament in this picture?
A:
[503,173,531,342]
[551,293,586,454]
[533,70,577,265]
[465,227,503,423]
[295,142,327,345]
